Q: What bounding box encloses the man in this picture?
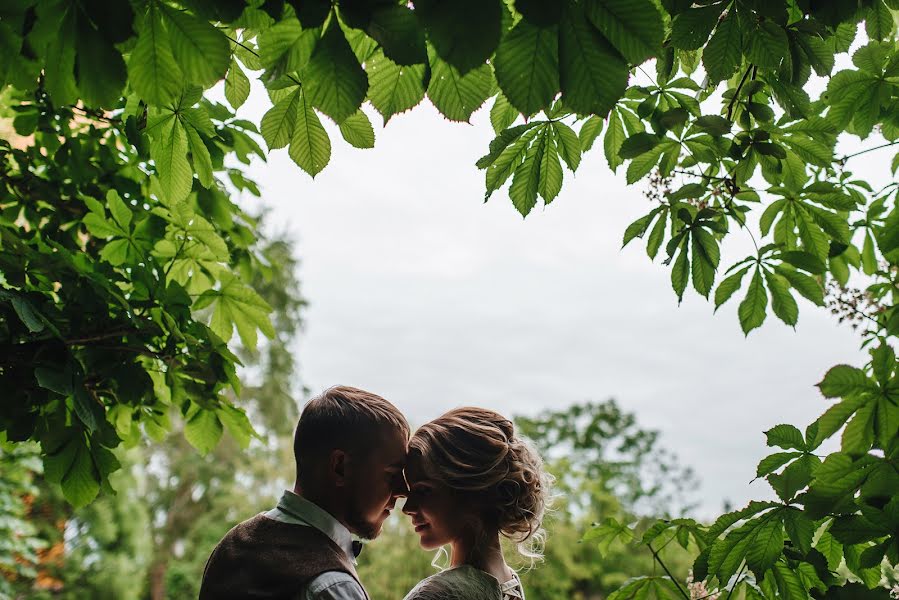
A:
[199,385,409,599]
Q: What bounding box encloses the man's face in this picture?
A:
[343,425,408,540]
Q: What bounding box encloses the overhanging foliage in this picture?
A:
[1,0,898,598]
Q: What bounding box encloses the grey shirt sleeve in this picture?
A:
[305,570,367,600]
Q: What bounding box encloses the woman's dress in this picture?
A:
[403,565,525,600]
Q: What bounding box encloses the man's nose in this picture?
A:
[401,496,417,515]
[392,474,409,498]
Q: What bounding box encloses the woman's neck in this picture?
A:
[451,530,514,584]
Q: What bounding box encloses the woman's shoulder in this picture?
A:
[402,566,501,600]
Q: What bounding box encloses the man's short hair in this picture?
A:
[293,385,409,487]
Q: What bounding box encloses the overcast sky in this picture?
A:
[233,79,886,518]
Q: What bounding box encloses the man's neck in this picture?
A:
[292,484,351,533]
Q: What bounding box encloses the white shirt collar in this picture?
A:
[268,490,356,563]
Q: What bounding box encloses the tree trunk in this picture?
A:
[149,560,167,600]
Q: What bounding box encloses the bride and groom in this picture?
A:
[199,385,551,600]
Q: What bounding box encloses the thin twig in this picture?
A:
[726,65,753,121]
[839,141,899,162]
[64,329,140,344]
[647,541,691,600]
[223,32,304,89]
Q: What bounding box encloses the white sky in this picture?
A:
[232,76,887,519]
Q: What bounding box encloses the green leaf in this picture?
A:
[257,19,318,75]
[703,10,742,82]
[690,234,716,298]
[128,6,183,106]
[671,239,689,301]
[366,4,427,66]
[625,143,666,184]
[815,531,843,571]
[866,1,894,40]
[775,267,824,306]
[768,455,813,501]
[8,293,45,333]
[709,511,783,584]
[184,124,213,188]
[694,114,731,136]
[738,267,767,335]
[338,109,375,149]
[149,113,192,204]
[261,88,301,150]
[771,560,807,600]
[35,367,73,396]
[811,396,868,448]
[645,210,667,259]
[415,0,501,74]
[603,110,626,171]
[184,405,223,455]
[582,517,632,556]
[537,128,563,203]
[217,403,255,448]
[547,125,579,176]
[622,209,659,248]
[766,424,806,451]
[225,59,251,110]
[783,509,815,555]
[756,451,801,478]
[61,442,101,508]
[365,51,427,123]
[714,264,750,309]
[619,132,659,159]
[202,273,275,350]
[105,189,132,231]
[841,402,875,455]
[817,365,869,398]
[484,126,542,197]
[427,54,493,122]
[159,4,229,86]
[509,130,547,217]
[494,20,559,116]
[671,5,724,51]
[578,115,604,151]
[871,343,895,385]
[765,270,798,327]
[301,19,368,123]
[490,94,518,133]
[75,29,127,107]
[558,3,629,116]
[746,20,789,70]
[288,91,331,177]
[584,0,663,65]
[825,70,877,130]
[746,516,785,574]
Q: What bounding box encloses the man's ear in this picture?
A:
[329,449,348,487]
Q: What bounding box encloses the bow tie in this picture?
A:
[352,540,364,558]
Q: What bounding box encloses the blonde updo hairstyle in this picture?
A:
[408,407,552,561]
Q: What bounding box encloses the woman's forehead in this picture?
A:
[403,452,427,481]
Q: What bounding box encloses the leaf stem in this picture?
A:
[726,65,753,121]
[646,541,691,600]
[223,31,304,89]
[839,140,899,162]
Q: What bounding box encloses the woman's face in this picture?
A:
[402,451,471,549]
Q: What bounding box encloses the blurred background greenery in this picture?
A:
[1,228,699,599]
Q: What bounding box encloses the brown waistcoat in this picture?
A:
[199,514,365,600]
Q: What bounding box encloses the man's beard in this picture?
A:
[345,496,382,540]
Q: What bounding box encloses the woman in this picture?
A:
[402,407,552,600]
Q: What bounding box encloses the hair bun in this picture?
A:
[408,407,553,561]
